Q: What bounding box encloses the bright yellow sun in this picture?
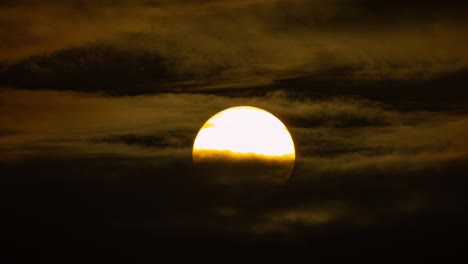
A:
[193,106,295,162]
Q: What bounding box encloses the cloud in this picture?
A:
[1,89,467,255]
[0,45,175,94]
[1,0,468,93]
[1,89,467,217]
[92,132,191,149]
[1,89,467,163]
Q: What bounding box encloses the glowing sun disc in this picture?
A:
[193,106,295,162]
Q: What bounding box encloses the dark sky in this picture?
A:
[1,0,467,260]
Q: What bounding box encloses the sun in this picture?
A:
[193,106,295,198]
[193,106,295,163]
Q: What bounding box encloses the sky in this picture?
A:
[1,0,467,260]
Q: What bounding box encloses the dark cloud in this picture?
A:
[92,132,192,148]
[0,129,17,138]
[271,68,468,107]
[3,51,468,102]
[0,44,181,95]
[2,145,467,257]
[354,0,468,22]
